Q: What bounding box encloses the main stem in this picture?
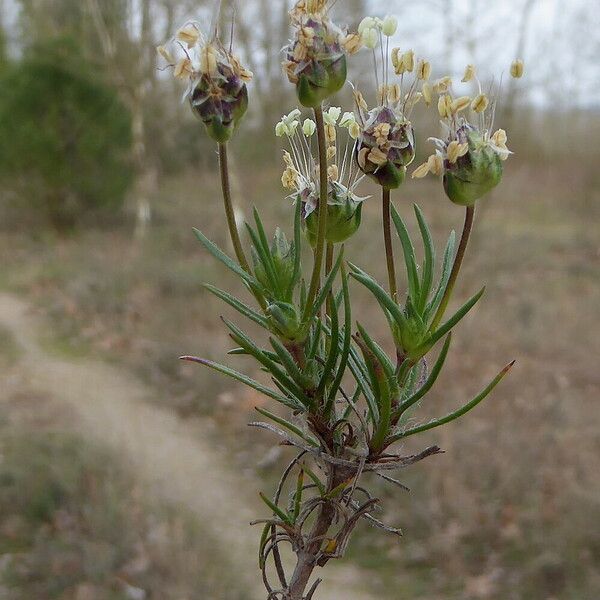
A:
[285,465,350,600]
[382,188,397,301]
[302,105,329,323]
[430,205,475,331]
[218,143,251,273]
[287,106,333,600]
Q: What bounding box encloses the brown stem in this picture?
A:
[430,205,475,331]
[285,465,351,600]
[382,188,397,301]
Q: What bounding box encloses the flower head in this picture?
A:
[276,107,368,245]
[352,43,429,189]
[158,20,252,143]
[412,64,517,205]
[283,2,356,107]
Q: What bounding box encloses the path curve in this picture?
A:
[0,293,372,600]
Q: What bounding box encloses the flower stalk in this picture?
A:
[382,188,398,301]
[429,205,475,331]
[302,105,329,323]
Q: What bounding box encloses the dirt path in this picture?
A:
[0,293,372,600]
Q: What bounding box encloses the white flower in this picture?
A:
[324,106,342,125]
[283,109,302,125]
[362,27,379,49]
[302,119,317,136]
[275,121,288,137]
[339,111,356,128]
[358,17,376,34]
[381,16,398,37]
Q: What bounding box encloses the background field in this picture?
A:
[0,1,599,599]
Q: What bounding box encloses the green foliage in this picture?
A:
[0,37,132,230]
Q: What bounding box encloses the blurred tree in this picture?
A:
[0,38,132,231]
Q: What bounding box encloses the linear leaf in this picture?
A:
[179,355,299,408]
[326,265,352,412]
[389,361,515,442]
[418,287,485,355]
[193,228,260,289]
[204,284,268,328]
[425,230,456,323]
[414,205,435,312]
[390,205,420,300]
[394,333,452,420]
[255,407,318,446]
[259,492,292,525]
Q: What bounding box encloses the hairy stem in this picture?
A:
[218,143,250,272]
[382,188,398,301]
[302,105,329,323]
[430,205,475,331]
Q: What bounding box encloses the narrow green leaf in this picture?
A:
[193,228,260,289]
[389,361,515,442]
[258,522,270,568]
[204,284,268,328]
[259,492,292,525]
[255,407,318,446]
[390,205,420,300]
[356,323,395,379]
[179,355,299,408]
[394,333,452,420]
[306,248,344,324]
[269,336,314,390]
[245,223,281,297]
[414,205,435,312]
[326,265,352,412]
[286,200,303,300]
[348,264,406,328]
[222,318,311,405]
[370,369,392,452]
[304,467,326,496]
[317,294,340,397]
[292,468,304,522]
[425,230,456,323]
[418,287,485,355]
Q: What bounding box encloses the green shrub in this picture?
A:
[0,38,132,230]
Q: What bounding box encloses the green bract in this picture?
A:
[190,70,249,143]
[303,183,363,247]
[444,128,503,206]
